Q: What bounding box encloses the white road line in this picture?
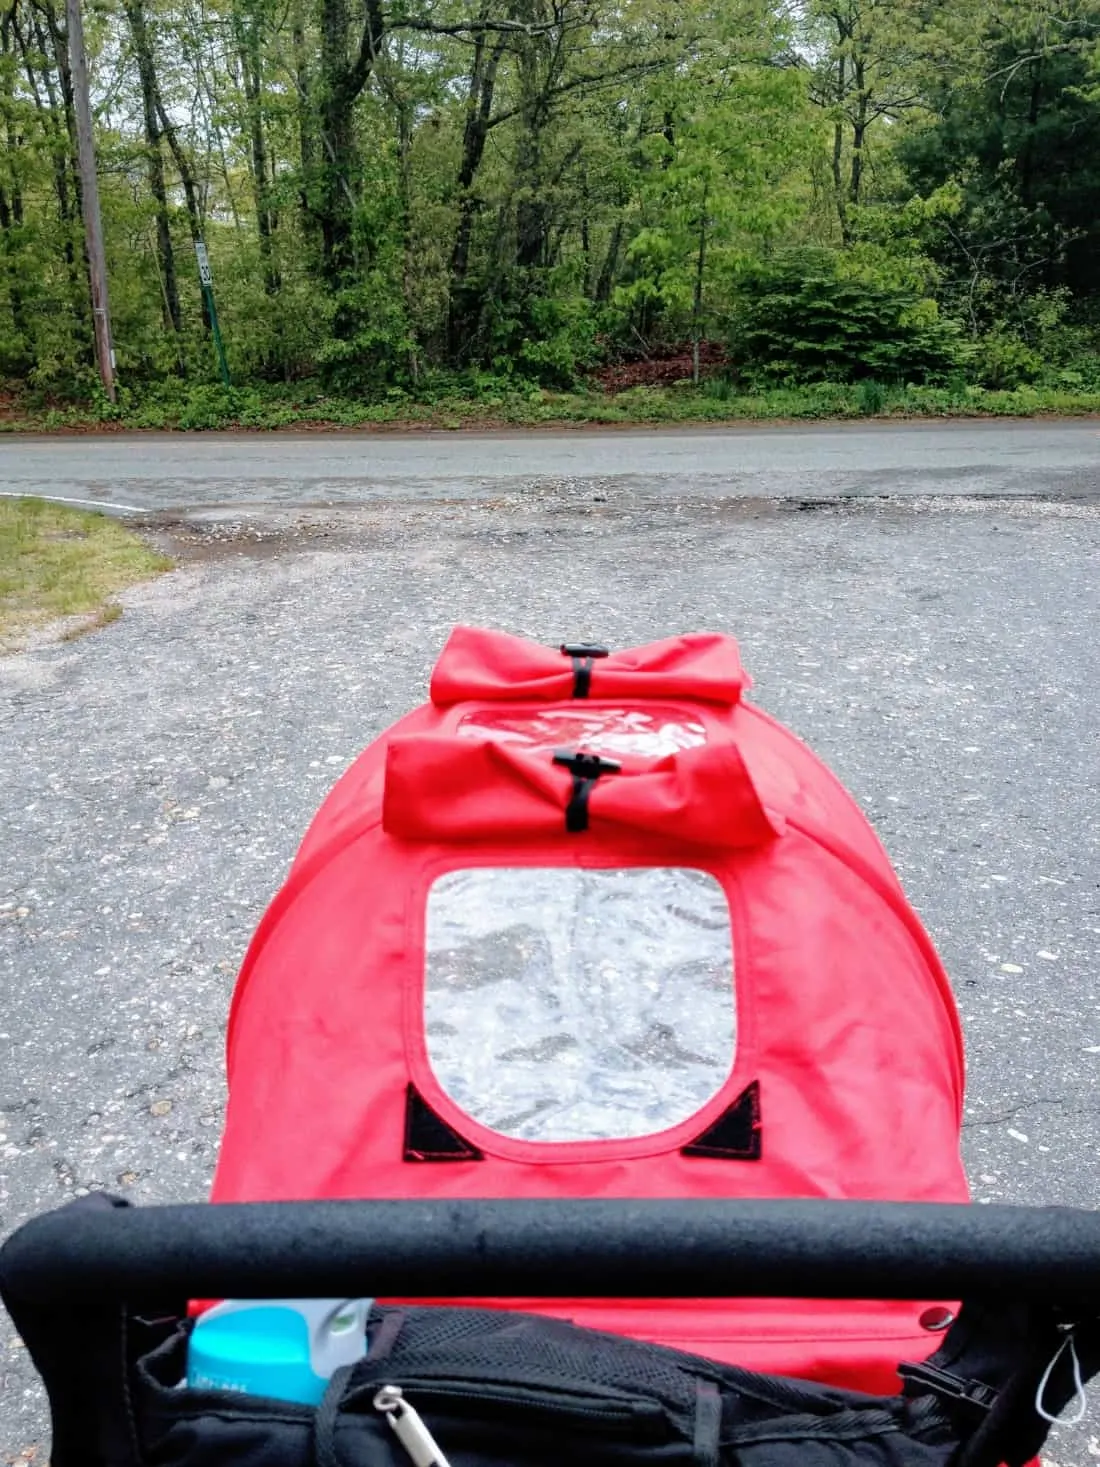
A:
[0,491,145,514]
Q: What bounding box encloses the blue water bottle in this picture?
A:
[186,1297,372,1405]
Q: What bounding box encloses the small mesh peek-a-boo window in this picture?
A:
[424,867,735,1143]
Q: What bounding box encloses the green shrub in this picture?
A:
[857,379,888,414]
[175,385,242,430]
[515,291,602,389]
[313,276,416,393]
[968,329,1043,389]
[730,249,964,385]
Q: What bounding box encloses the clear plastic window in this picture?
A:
[457,707,707,760]
[424,867,734,1143]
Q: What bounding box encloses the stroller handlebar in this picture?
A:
[3,1196,1100,1310]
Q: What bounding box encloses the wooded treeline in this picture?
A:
[3,0,1100,396]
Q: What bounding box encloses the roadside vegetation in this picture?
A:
[6,377,1100,433]
[0,498,171,648]
[3,0,1100,426]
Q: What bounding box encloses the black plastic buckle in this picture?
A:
[897,1361,999,1415]
[552,749,621,832]
[560,642,609,698]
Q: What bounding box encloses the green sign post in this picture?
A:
[194,240,231,387]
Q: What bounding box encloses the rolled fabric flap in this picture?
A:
[382,733,784,847]
[429,626,750,706]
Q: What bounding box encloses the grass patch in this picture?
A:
[0,497,172,648]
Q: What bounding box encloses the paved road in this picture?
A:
[1,419,1100,511]
[1,432,1099,1459]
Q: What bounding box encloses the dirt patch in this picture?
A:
[590,343,729,393]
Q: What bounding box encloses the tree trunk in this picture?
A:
[319,97,354,283]
[318,0,348,278]
[831,51,850,244]
[691,184,708,385]
[317,0,382,287]
[153,97,203,239]
[0,12,29,361]
[396,98,419,382]
[124,0,181,334]
[236,6,280,294]
[594,220,622,303]
[514,131,550,270]
[848,58,867,211]
[152,96,211,331]
[446,31,505,360]
[512,31,557,276]
[848,121,864,209]
[0,191,30,368]
[17,5,90,344]
[292,0,316,240]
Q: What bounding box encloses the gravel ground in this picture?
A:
[2,485,1099,1461]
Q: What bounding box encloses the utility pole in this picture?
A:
[67,0,116,402]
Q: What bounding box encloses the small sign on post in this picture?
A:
[194,239,230,387]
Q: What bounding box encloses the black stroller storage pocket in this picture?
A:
[130,1306,960,1467]
[133,1311,702,1467]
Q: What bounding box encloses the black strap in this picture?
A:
[897,1359,999,1416]
[693,1379,722,1467]
[560,641,609,697]
[552,749,621,832]
[314,1362,356,1467]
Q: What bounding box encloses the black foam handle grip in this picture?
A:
[4,1198,1100,1311]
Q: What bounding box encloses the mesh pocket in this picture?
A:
[376,1306,704,1412]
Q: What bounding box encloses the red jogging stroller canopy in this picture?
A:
[212,627,969,1394]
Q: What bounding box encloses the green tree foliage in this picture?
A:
[894,0,1100,341]
[612,4,813,377]
[2,0,1100,398]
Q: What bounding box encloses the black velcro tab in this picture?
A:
[681,1081,762,1160]
[404,1084,484,1162]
